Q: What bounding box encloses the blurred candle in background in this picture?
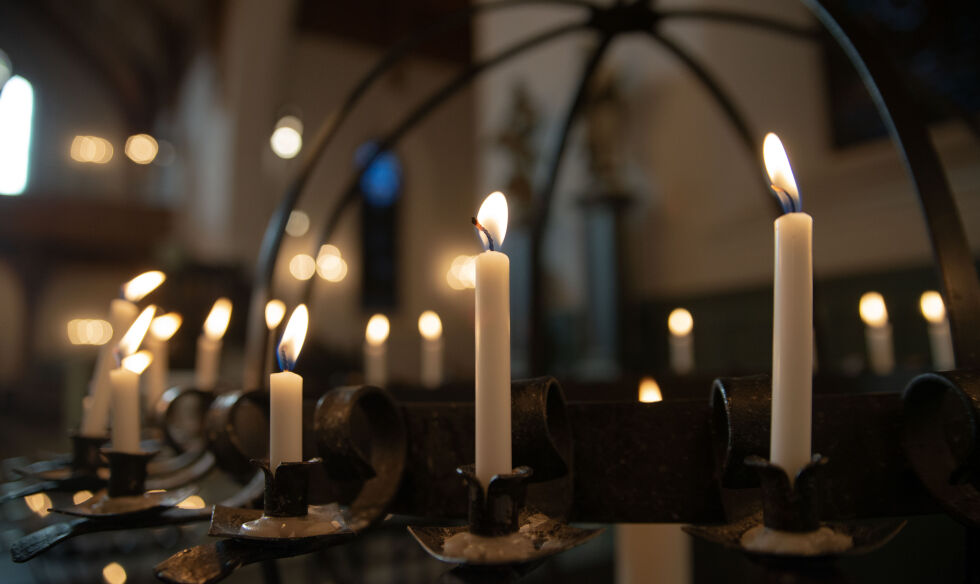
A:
[859,292,894,375]
[109,306,156,453]
[264,299,286,377]
[144,312,181,415]
[667,308,694,375]
[364,314,389,387]
[418,310,443,388]
[196,298,232,391]
[920,291,954,371]
[81,270,164,437]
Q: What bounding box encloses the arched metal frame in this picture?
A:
[243,0,980,388]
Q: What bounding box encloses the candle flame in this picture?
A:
[265,299,286,330]
[365,314,390,346]
[149,313,182,341]
[763,133,801,214]
[418,310,442,341]
[277,304,308,371]
[638,377,662,403]
[118,306,156,357]
[203,298,232,340]
[121,350,153,374]
[859,292,888,328]
[920,291,946,324]
[475,191,508,250]
[668,308,693,337]
[122,271,166,302]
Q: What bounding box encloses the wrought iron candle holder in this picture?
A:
[409,464,601,566]
[686,375,906,563]
[154,384,407,584]
[409,378,602,567]
[49,448,196,518]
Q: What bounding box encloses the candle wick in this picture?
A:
[471,217,494,251]
[770,185,800,214]
[276,343,292,373]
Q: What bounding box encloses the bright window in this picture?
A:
[0,76,34,195]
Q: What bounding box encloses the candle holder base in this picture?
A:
[685,455,904,558]
[154,459,355,584]
[206,458,354,543]
[49,449,198,518]
[408,465,602,566]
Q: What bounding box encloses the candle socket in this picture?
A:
[745,455,825,532]
[409,461,602,566]
[255,459,316,517]
[103,449,158,497]
[459,464,532,536]
[71,434,108,476]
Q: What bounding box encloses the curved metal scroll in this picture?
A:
[314,385,407,530]
[902,371,980,528]
[799,0,980,368]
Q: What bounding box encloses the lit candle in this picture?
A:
[270,304,308,470]
[638,376,662,403]
[196,298,232,391]
[364,314,389,387]
[859,292,894,375]
[418,310,443,388]
[765,133,813,481]
[472,191,511,488]
[109,306,156,453]
[920,291,954,371]
[81,270,165,437]
[667,308,694,375]
[264,299,286,377]
[144,312,181,414]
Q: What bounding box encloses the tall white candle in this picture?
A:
[264,299,286,377]
[144,312,181,414]
[364,314,389,387]
[765,134,813,481]
[81,271,165,437]
[418,310,443,388]
[196,298,232,390]
[473,191,511,488]
[859,292,894,375]
[270,304,308,470]
[108,306,156,453]
[667,308,694,375]
[112,351,153,453]
[920,290,955,371]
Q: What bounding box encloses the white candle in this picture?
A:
[418,310,443,388]
[264,299,286,377]
[364,314,389,387]
[108,306,156,453]
[144,312,181,414]
[920,291,955,371]
[473,191,511,488]
[81,271,165,437]
[765,134,813,481]
[112,350,153,453]
[667,308,694,375]
[270,304,308,470]
[859,292,894,375]
[196,298,232,390]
